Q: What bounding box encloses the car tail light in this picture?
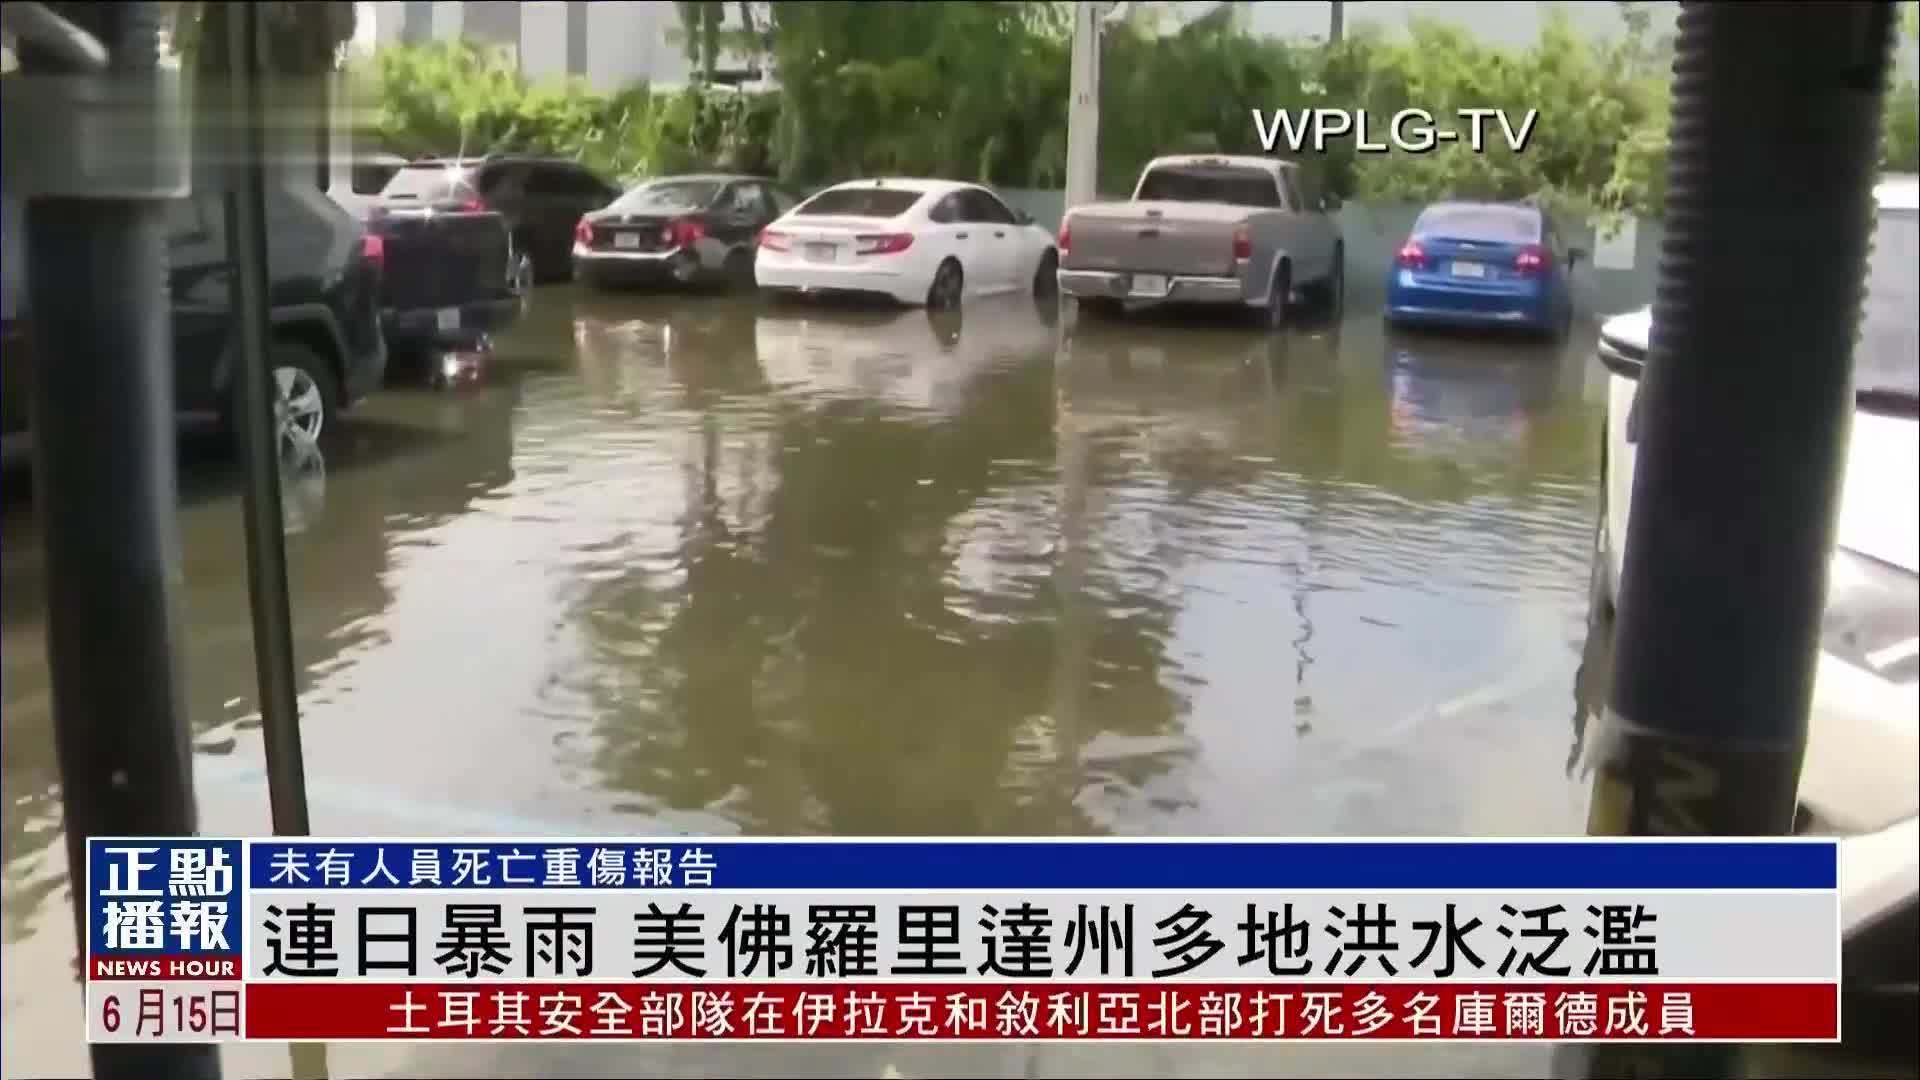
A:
[668,218,706,248]
[1515,244,1548,275]
[1057,218,1072,256]
[1396,241,1427,269]
[855,233,914,256]
[460,196,488,213]
[1232,224,1251,261]
[574,218,596,247]
[361,233,384,267]
[759,229,790,252]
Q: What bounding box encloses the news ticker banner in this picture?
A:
[85,838,1840,1044]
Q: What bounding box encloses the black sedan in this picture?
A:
[573,175,800,291]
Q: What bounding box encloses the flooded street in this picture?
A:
[3,286,1611,1077]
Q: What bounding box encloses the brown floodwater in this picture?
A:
[5,284,1642,1077]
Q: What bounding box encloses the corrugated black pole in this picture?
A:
[1565,3,1895,1078]
[19,2,219,1078]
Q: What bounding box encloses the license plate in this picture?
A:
[1450,260,1486,278]
[1129,273,1170,298]
[614,233,641,250]
[435,307,460,332]
[805,243,837,262]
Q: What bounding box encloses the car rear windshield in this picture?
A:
[380,166,475,202]
[1859,206,1919,410]
[609,180,723,214]
[1134,166,1280,207]
[794,188,924,218]
[1414,205,1540,243]
[351,162,404,196]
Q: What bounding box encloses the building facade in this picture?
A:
[354,1,760,92]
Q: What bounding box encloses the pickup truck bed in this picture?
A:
[1058,154,1344,327]
[337,194,525,353]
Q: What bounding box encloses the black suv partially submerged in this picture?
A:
[3,182,387,461]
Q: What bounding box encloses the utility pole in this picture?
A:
[1063,1,1111,213]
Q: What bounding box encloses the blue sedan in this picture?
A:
[1384,202,1583,339]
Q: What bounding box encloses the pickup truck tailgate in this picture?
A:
[370,209,513,311]
[1064,201,1246,277]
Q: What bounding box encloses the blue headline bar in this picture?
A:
[233,839,1838,891]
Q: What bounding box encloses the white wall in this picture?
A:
[587,2,689,92]
[430,1,466,42]
[519,2,569,82]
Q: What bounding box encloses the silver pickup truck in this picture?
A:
[1056,154,1344,328]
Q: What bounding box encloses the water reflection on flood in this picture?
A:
[2,287,1615,1078]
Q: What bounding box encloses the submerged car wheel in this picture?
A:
[1032,248,1059,299]
[670,251,701,287]
[1260,264,1291,331]
[239,340,339,454]
[927,259,964,310]
[724,248,756,290]
[512,253,535,312]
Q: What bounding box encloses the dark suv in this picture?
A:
[379,156,621,283]
[2,183,387,461]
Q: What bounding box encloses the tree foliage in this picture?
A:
[355,4,1918,217]
[1886,3,1920,173]
[350,41,776,181]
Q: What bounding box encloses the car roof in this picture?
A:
[406,155,597,170]
[1146,154,1288,172]
[1418,200,1541,219]
[819,178,976,195]
[630,173,768,186]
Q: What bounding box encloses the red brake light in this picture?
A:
[1397,241,1427,269]
[360,233,384,267]
[1057,218,1072,256]
[669,218,706,247]
[461,196,487,213]
[855,233,914,256]
[574,218,595,247]
[1515,244,1548,274]
[759,229,790,252]
[1232,225,1251,261]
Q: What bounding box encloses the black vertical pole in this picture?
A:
[224,0,315,843]
[20,2,219,1078]
[1565,2,1895,1077]
[223,8,326,1075]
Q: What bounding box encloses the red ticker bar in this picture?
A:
[246,981,1839,1042]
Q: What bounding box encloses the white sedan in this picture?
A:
[755,179,1059,308]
